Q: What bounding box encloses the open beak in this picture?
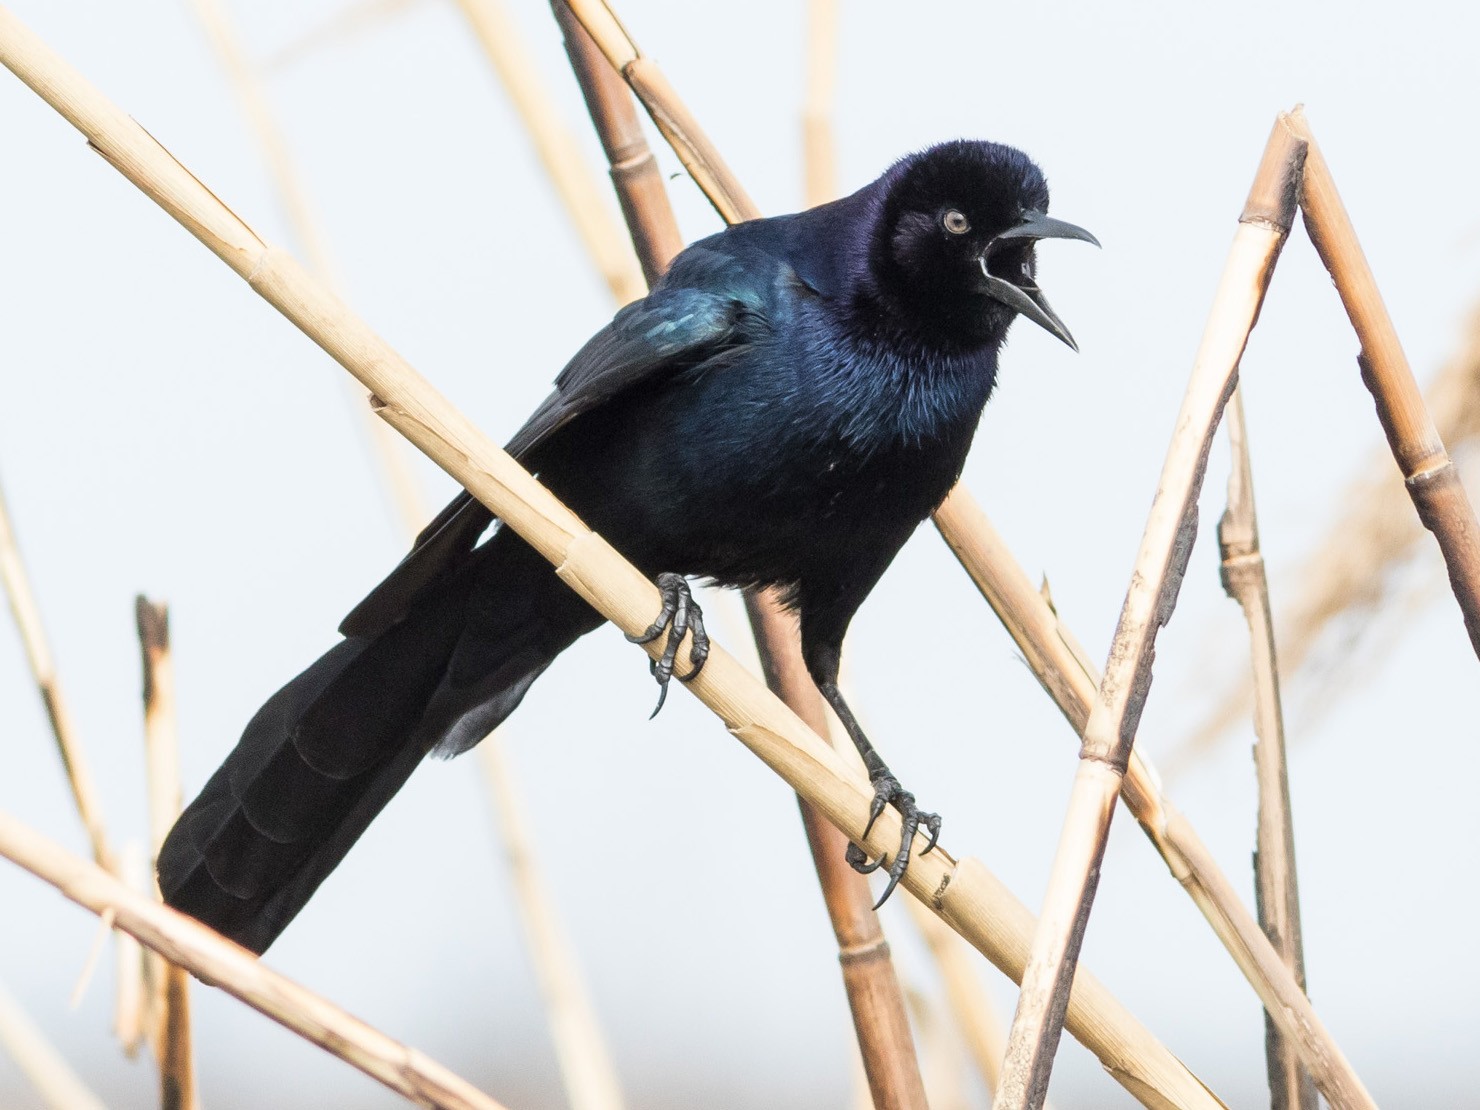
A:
[979,210,1098,351]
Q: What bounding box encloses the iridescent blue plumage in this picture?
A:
[159,139,1095,949]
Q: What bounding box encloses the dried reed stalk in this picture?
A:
[0,811,509,1110]
[1284,108,1480,658]
[0,974,106,1110]
[263,0,421,73]
[904,985,971,1110]
[0,464,141,1051]
[113,842,150,1056]
[476,740,624,1110]
[1183,300,1480,762]
[471,750,630,1108]
[552,9,927,1101]
[560,0,759,224]
[134,599,198,1110]
[0,470,114,873]
[803,0,838,209]
[993,120,1319,1110]
[903,894,1005,1097]
[936,486,1373,1103]
[1216,392,1315,1110]
[0,464,139,1053]
[746,596,928,1110]
[550,0,682,284]
[455,0,646,305]
[0,13,1224,1102]
[186,0,429,538]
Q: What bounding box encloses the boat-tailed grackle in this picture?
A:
[159,139,1097,952]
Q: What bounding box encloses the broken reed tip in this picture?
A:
[1242,111,1309,233]
[134,596,170,654]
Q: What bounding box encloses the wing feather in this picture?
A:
[340,282,749,637]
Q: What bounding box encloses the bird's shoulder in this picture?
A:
[673,188,876,308]
[653,228,805,319]
[516,213,861,468]
[512,256,766,461]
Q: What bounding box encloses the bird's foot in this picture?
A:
[627,572,709,718]
[844,773,941,909]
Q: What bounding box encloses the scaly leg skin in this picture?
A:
[819,680,941,908]
[627,572,710,717]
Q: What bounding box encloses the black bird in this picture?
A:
[158,140,1096,953]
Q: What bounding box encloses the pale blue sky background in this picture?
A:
[2,1,1478,1106]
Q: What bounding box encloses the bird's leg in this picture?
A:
[627,572,710,717]
[818,680,942,908]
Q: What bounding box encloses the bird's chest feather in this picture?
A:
[642,325,997,585]
[763,323,996,514]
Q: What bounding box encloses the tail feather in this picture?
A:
[159,538,595,953]
[158,630,452,949]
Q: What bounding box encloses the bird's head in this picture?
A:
[869,139,1097,351]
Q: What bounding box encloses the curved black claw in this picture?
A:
[626,572,709,718]
[844,843,884,874]
[848,773,942,909]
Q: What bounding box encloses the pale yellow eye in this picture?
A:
[942,209,970,235]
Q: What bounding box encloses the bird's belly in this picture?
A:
[650,438,962,589]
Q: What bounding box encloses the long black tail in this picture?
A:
[158,528,598,953]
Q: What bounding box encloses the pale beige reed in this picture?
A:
[186,0,430,536]
[1283,112,1480,658]
[1184,302,1480,763]
[477,741,625,1110]
[0,471,114,873]
[134,599,199,1110]
[992,120,1376,1110]
[1216,393,1315,1110]
[0,812,510,1110]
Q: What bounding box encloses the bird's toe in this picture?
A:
[848,774,940,908]
[633,573,707,718]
